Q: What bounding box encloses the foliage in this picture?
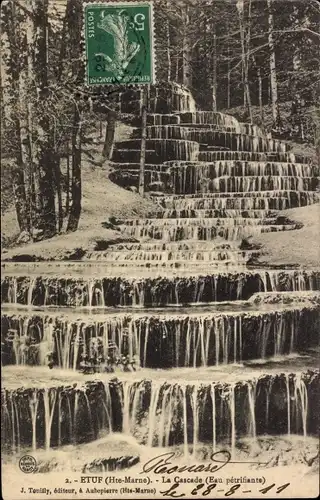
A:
[0,0,120,240]
[154,0,319,113]
[1,0,319,242]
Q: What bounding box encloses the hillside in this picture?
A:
[1,122,157,260]
[252,203,320,269]
[1,175,156,261]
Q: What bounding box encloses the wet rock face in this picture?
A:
[1,271,320,307]
[83,456,139,473]
[112,138,199,165]
[161,162,319,195]
[2,81,319,464]
[119,83,196,114]
[250,292,320,306]
[87,241,261,267]
[118,217,302,242]
[197,151,312,163]
[1,380,121,453]
[158,191,319,210]
[2,307,319,369]
[1,372,319,453]
[110,85,319,261]
[142,128,292,153]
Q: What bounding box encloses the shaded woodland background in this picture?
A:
[1,0,319,243]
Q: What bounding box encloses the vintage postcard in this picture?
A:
[1,0,319,498]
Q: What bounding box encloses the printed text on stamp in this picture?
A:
[84,2,154,85]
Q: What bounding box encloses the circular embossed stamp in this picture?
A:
[19,455,37,473]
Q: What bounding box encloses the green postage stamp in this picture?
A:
[84,1,155,85]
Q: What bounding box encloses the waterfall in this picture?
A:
[43,388,57,450]
[147,382,161,447]
[158,191,319,211]
[102,382,113,434]
[210,383,217,452]
[164,385,176,447]
[6,270,317,308]
[285,374,291,436]
[122,382,132,435]
[197,150,312,163]
[27,279,36,305]
[159,160,317,195]
[57,392,62,447]
[29,391,39,451]
[227,385,236,459]
[11,394,20,453]
[181,385,189,456]
[122,380,143,436]
[120,84,196,114]
[2,372,319,453]
[120,216,299,241]
[158,385,170,446]
[293,375,308,438]
[2,82,319,467]
[7,279,17,304]
[73,391,80,444]
[2,303,319,369]
[247,382,257,440]
[142,318,150,367]
[190,385,200,456]
[65,394,73,444]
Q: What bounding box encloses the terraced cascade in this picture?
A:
[110,109,319,244]
[1,83,320,464]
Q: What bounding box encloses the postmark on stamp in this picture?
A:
[84,1,155,86]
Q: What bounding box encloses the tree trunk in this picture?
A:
[3,1,31,233]
[67,102,82,232]
[237,0,252,121]
[227,35,231,109]
[245,0,252,121]
[236,0,246,107]
[15,88,31,233]
[66,142,70,215]
[64,0,83,232]
[267,0,278,123]
[139,88,148,197]
[175,55,179,82]
[258,66,264,121]
[252,55,264,122]
[57,7,68,81]
[0,58,5,128]
[16,89,32,231]
[182,7,192,88]
[291,8,301,100]
[53,154,63,232]
[166,0,171,81]
[32,0,56,238]
[212,23,217,112]
[24,11,40,230]
[35,119,57,238]
[12,160,30,233]
[101,111,116,163]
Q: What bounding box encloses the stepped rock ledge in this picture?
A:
[2,83,319,466]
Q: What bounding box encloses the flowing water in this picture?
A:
[1,83,319,459]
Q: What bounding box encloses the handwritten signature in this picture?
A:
[139,451,291,497]
[140,450,267,475]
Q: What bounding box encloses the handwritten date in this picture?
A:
[160,482,290,497]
